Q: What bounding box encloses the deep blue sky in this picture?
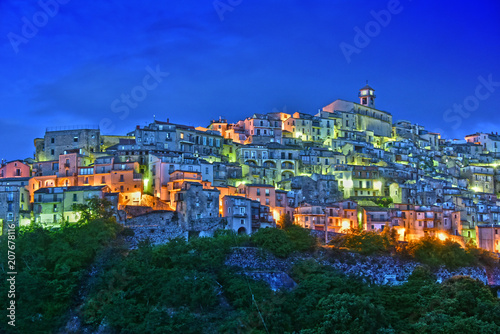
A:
[1,0,500,161]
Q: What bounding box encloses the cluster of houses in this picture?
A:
[2,85,500,252]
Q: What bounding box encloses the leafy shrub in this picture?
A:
[331,229,391,255]
[252,226,316,257]
[407,236,475,268]
[0,219,121,333]
[252,228,294,257]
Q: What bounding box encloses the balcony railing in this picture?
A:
[368,218,390,222]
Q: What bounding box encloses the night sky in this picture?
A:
[1,0,499,161]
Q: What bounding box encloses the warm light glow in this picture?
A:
[235,181,247,187]
[341,219,350,231]
[373,180,382,190]
[272,210,280,222]
[143,179,149,188]
[344,179,353,188]
[437,233,447,241]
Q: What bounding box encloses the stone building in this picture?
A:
[222,195,253,234]
[35,126,100,161]
[0,177,31,230]
[174,182,220,225]
[322,85,393,138]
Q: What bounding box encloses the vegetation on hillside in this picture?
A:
[1,210,499,333]
[332,228,499,268]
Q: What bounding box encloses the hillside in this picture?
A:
[1,220,500,334]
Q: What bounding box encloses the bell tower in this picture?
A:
[358,83,376,108]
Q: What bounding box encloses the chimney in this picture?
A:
[167,118,170,123]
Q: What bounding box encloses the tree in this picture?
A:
[72,196,115,222]
[278,213,293,230]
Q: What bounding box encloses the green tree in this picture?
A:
[72,196,115,222]
[278,213,293,229]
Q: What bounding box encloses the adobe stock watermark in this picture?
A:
[213,0,242,21]
[100,65,169,133]
[443,74,500,130]
[339,0,407,64]
[7,0,71,54]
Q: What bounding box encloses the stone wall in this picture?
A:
[225,247,499,288]
[123,211,226,248]
[125,224,188,248]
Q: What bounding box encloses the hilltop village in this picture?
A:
[2,85,500,252]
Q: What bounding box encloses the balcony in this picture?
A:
[170,173,201,182]
[64,162,71,168]
[368,218,390,222]
[133,173,143,180]
[234,213,248,218]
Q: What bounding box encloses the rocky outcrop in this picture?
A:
[225,247,499,288]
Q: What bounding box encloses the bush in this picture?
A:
[286,225,317,252]
[0,219,121,334]
[331,229,391,255]
[252,228,294,257]
[407,236,475,268]
[251,226,316,257]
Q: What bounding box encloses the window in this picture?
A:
[101,176,105,184]
[265,198,270,205]
[51,137,55,143]
[265,189,270,196]
[180,132,184,139]
[74,136,78,142]
[119,175,124,182]
[241,219,245,225]
[51,149,55,155]
[256,189,260,196]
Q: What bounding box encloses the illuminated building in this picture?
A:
[0,177,31,230]
[33,185,110,225]
[0,160,30,178]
